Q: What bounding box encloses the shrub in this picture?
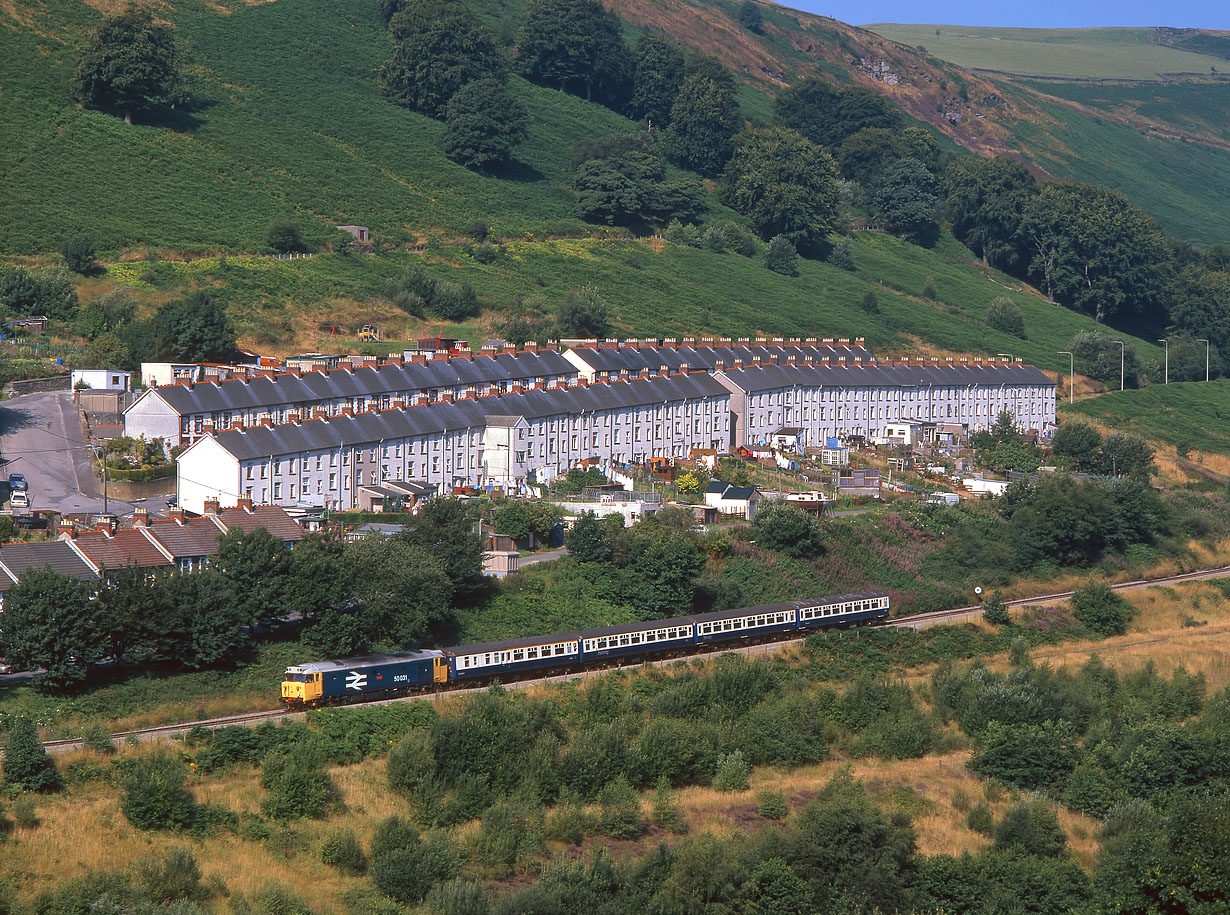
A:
[545,796,597,845]
[321,827,368,875]
[598,775,647,839]
[651,776,688,834]
[11,796,38,829]
[860,289,880,313]
[751,500,825,558]
[267,222,307,254]
[993,800,1067,857]
[371,832,461,904]
[2,718,61,792]
[60,235,97,274]
[713,750,751,792]
[982,591,1011,626]
[260,752,338,821]
[423,880,490,915]
[966,801,993,836]
[473,242,499,264]
[118,753,196,830]
[829,236,856,270]
[922,277,937,299]
[764,235,799,276]
[474,795,545,868]
[1070,582,1134,637]
[81,723,116,754]
[136,847,208,903]
[252,883,312,915]
[986,296,1026,337]
[758,789,789,820]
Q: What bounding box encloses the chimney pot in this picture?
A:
[237,496,254,512]
[203,498,220,515]
[132,507,149,528]
[170,508,185,524]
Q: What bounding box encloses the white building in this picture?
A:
[176,373,731,513]
[714,359,1056,450]
[71,369,131,392]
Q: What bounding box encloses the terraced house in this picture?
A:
[124,350,577,448]
[715,358,1056,450]
[175,373,731,513]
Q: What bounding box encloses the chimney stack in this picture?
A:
[58,518,75,538]
[203,498,219,516]
[132,507,149,528]
[170,508,186,524]
[237,496,254,512]
[94,516,115,536]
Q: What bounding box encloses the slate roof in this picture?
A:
[129,351,577,417]
[69,529,172,570]
[202,374,731,462]
[0,542,98,592]
[569,342,873,374]
[716,361,1055,391]
[215,505,305,543]
[142,517,224,559]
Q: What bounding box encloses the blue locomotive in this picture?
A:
[282,590,889,706]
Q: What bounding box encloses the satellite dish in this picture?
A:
[974,586,983,596]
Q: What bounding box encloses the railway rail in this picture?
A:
[17,563,1230,756]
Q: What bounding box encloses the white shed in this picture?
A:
[71,369,131,392]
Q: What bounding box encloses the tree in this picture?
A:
[442,79,528,170]
[971,410,1040,474]
[1097,432,1154,479]
[1051,420,1102,472]
[985,296,1025,338]
[266,222,307,254]
[629,36,685,127]
[1070,582,1133,637]
[493,501,533,541]
[663,73,742,177]
[261,750,338,821]
[1168,267,1230,364]
[78,331,132,370]
[71,6,187,123]
[867,158,940,246]
[565,511,612,563]
[722,127,840,249]
[517,0,631,106]
[321,827,368,875]
[60,235,97,275]
[169,569,251,668]
[1006,475,1126,568]
[969,721,1078,790]
[214,527,291,626]
[774,78,903,149]
[344,537,453,645]
[2,717,61,792]
[0,568,101,691]
[0,267,38,316]
[836,127,901,184]
[95,563,179,662]
[982,590,1011,626]
[762,236,798,277]
[1022,182,1174,323]
[1068,330,1141,389]
[943,156,1037,271]
[751,501,825,558]
[1,266,80,322]
[737,2,764,33]
[573,142,705,227]
[628,532,707,618]
[860,289,880,313]
[555,287,610,338]
[152,292,237,363]
[76,289,137,340]
[372,832,462,904]
[379,0,507,118]
[743,859,811,915]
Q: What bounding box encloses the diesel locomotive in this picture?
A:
[282,589,890,707]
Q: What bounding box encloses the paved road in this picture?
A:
[0,390,145,518]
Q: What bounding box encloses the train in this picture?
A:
[281,590,890,707]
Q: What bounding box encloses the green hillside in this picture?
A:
[864,24,1228,79]
[101,232,1163,376]
[1062,379,1230,456]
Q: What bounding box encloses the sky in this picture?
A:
[785,0,1230,29]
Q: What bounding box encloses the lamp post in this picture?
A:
[89,443,108,515]
[1158,339,1168,384]
[1110,340,1125,391]
[1058,351,1074,404]
[1198,339,1210,381]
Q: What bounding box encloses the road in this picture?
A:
[0,390,145,518]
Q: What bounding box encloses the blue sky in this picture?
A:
[784,0,1230,29]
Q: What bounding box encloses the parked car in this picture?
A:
[7,472,26,491]
[10,491,29,509]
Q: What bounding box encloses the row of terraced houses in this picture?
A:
[130,340,1055,514]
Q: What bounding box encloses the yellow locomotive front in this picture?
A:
[281,667,323,706]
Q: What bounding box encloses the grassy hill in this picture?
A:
[863,25,1230,79]
[1061,379,1230,457]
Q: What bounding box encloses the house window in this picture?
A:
[274,482,282,499]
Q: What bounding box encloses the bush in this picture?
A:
[758,789,789,820]
[371,832,461,904]
[993,800,1067,857]
[81,723,116,754]
[136,847,208,903]
[1070,582,1134,637]
[651,777,688,834]
[982,591,1011,626]
[764,235,799,276]
[321,827,368,875]
[2,718,61,792]
[986,296,1026,337]
[829,236,855,270]
[252,883,312,915]
[966,801,993,836]
[713,750,750,792]
[118,753,196,830]
[860,289,880,313]
[922,277,937,299]
[423,880,490,915]
[267,222,307,254]
[260,752,338,821]
[60,235,97,274]
[474,795,544,868]
[11,796,38,829]
[598,775,647,839]
[751,500,825,558]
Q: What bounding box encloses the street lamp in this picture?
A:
[1198,339,1210,382]
[88,443,108,515]
[1058,351,1074,404]
[1110,340,1125,391]
[1158,339,1168,384]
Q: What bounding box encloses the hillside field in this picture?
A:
[1061,379,1230,457]
[92,231,1164,374]
[864,25,1228,79]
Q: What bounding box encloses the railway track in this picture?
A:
[18,563,1230,756]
